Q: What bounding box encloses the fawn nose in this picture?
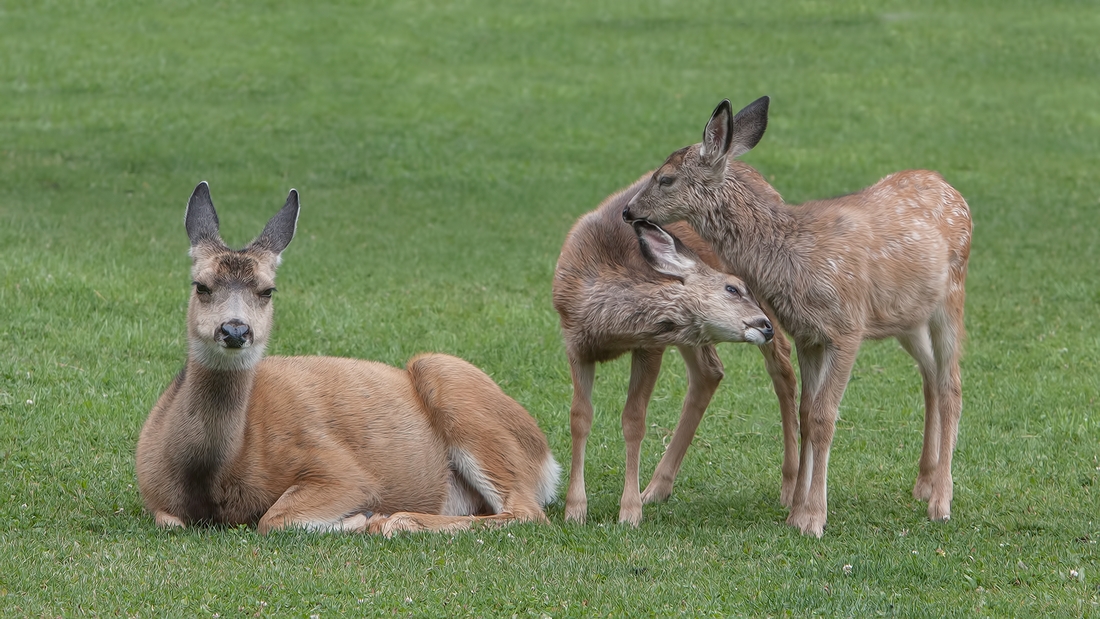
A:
[748,317,774,342]
[622,206,635,222]
[219,320,251,349]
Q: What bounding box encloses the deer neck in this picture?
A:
[167,356,257,488]
[689,178,805,321]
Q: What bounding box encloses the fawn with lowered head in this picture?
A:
[623,97,972,537]
[553,176,797,526]
[135,182,560,536]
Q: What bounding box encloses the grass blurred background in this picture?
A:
[1,0,1097,615]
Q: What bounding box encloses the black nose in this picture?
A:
[749,317,774,342]
[622,206,635,222]
[219,321,251,348]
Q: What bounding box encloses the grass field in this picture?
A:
[2,0,1098,615]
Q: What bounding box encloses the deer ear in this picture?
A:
[633,220,696,280]
[699,100,733,170]
[726,95,769,159]
[185,181,223,247]
[250,189,300,258]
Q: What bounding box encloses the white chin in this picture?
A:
[743,329,768,345]
[191,340,264,371]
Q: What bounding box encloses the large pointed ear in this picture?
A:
[249,188,300,257]
[727,95,769,159]
[633,220,696,281]
[185,181,222,247]
[699,96,770,170]
[699,100,733,169]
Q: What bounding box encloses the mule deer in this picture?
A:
[622,97,972,537]
[135,182,560,536]
[553,175,798,526]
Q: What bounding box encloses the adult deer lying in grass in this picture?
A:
[553,177,797,526]
[135,182,560,536]
[623,97,972,537]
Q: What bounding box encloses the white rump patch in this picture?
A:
[448,447,504,514]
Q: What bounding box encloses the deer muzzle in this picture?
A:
[218,320,252,349]
[745,317,774,343]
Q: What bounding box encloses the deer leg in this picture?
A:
[788,343,824,520]
[619,348,664,526]
[257,480,381,535]
[898,325,940,503]
[363,510,547,537]
[154,511,186,529]
[642,345,723,505]
[564,358,596,524]
[759,327,799,507]
[787,339,859,537]
[927,302,965,522]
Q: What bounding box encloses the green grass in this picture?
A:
[2,0,1098,615]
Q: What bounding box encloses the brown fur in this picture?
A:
[552,174,798,525]
[624,97,972,536]
[136,183,559,535]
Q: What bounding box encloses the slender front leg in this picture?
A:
[642,345,723,505]
[564,358,596,523]
[787,339,860,537]
[619,348,664,526]
[758,326,799,507]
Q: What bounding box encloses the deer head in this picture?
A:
[184,182,299,371]
[623,96,770,226]
[632,219,773,345]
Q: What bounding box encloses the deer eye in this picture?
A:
[258,287,276,299]
[658,175,675,188]
[193,282,212,296]
[725,284,741,297]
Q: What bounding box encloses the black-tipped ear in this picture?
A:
[250,189,300,256]
[727,95,769,159]
[700,100,733,167]
[699,97,734,164]
[633,220,696,280]
[185,181,222,247]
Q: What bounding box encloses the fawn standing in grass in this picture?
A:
[553,176,798,526]
[136,182,560,536]
[623,97,971,537]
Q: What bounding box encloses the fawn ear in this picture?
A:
[727,95,769,159]
[250,189,300,258]
[185,181,222,247]
[700,100,734,170]
[700,96,769,170]
[633,219,696,281]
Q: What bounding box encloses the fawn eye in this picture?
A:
[725,284,741,297]
[658,175,675,187]
[258,287,276,299]
[193,282,212,295]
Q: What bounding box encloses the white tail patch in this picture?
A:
[536,454,563,507]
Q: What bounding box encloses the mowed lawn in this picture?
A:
[1,0,1097,616]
